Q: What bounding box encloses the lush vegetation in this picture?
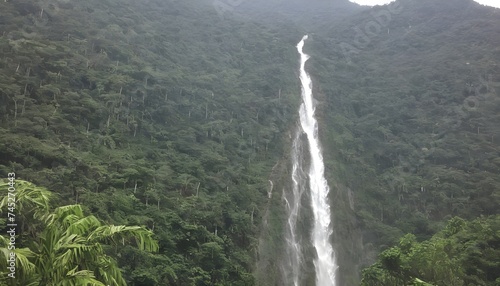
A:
[0,0,300,284]
[361,215,500,286]
[313,0,500,242]
[307,0,500,283]
[1,0,499,284]
[0,180,158,286]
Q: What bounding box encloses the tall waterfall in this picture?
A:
[282,129,307,286]
[283,35,337,286]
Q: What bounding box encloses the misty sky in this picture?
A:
[349,0,500,8]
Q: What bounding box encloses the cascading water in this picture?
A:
[283,35,338,286]
[282,130,307,286]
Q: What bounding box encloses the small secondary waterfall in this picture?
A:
[282,130,307,286]
[283,35,337,286]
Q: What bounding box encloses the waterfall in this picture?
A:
[282,130,307,286]
[283,35,338,286]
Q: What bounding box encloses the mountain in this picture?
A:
[254,0,500,284]
[0,0,301,284]
[233,0,363,29]
[0,0,499,285]
[307,0,500,282]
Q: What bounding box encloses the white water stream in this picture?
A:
[282,129,307,286]
[283,35,337,286]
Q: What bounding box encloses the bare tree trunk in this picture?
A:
[13,98,18,126]
[251,207,255,225]
[380,205,384,222]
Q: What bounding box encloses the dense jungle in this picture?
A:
[0,0,499,285]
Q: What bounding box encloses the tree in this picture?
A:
[362,216,500,286]
[0,180,159,286]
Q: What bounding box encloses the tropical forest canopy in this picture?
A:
[0,0,499,285]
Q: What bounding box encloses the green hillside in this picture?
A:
[0,0,300,284]
[307,0,500,283]
[312,0,500,242]
[1,0,499,285]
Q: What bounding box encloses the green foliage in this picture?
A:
[0,0,299,284]
[0,180,158,286]
[361,216,500,286]
[309,1,500,281]
[2,0,499,284]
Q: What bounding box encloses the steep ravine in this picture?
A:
[255,36,366,286]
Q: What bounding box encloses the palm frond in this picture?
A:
[13,247,36,275]
[0,180,159,285]
[54,237,100,267]
[58,266,106,286]
[96,256,127,286]
[53,234,84,251]
[0,235,9,247]
[65,215,101,236]
[51,205,85,222]
[89,225,159,252]
[0,180,51,218]
[0,244,36,279]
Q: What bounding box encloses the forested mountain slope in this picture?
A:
[0,0,301,284]
[247,0,500,283]
[361,216,500,285]
[233,0,363,30]
[306,0,500,274]
[1,0,499,285]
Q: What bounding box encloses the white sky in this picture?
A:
[349,0,500,8]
